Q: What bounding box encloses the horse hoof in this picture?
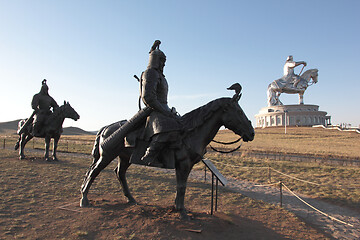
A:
[180,211,191,221]
[80,197,90,207]
[127,199,137,205]
[19,155,25,160]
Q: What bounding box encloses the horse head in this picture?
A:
[221,84,255,142]
[310,69,319,84]
[62,101,80,121]
[301,69,319,85]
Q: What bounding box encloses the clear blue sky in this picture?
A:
[1,0,359,131]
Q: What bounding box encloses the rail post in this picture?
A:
[204,165,207,182]
[215,178,219,211]
[279,180,283,207]
[211,174,214,215]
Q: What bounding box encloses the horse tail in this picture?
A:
[91,126,106,163]
[14,119,26,150]
[267,84,276,106]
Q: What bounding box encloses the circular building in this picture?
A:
[255,104,331,128]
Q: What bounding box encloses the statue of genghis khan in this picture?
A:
[283,55,307,88]
[267,55,318,106]
[29,80,59,137]
[101,40,182,168]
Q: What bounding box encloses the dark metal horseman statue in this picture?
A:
[15,80,80,161]
[80,41,255,219]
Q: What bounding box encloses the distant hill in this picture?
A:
[0,120,20,135]
[0,120,95,135]
[62,127,95,135]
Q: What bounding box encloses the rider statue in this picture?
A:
[140,40,182,167]
[31,79,59,137]
[283,55,307,89]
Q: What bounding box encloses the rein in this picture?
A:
[210,137,243,153]
[211,137,242,145]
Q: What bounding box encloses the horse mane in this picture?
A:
[181,97,230,131]
[301,68,318,77]
[46,104,66,124]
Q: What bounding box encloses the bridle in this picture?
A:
[210,137,243,153]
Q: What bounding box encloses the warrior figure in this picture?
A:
[283,55,307,88]
[140,41,182,167]
[31,79,59,136]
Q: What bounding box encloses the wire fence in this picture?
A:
[207,158,357,228]
[1,135,94,154]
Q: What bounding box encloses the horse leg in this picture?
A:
[80,154,115,207]
[44,136,51,161]
[52,136,60,161]
[114,155,136,204]
[18,134,27,160]
[14,135,21,150]
[267,86,279,106]
[175,155,193,220]
[299,93,304,104]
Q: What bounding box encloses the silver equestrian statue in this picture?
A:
[267,55,318,106]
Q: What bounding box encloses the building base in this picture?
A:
[255,104,331,128]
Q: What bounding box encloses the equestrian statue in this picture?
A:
[80,41,255,219]
[267,55,318,106]
[15,80,80,161]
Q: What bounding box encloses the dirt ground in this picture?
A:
[0,149,330,239]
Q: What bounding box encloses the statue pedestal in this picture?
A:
[255,104,331,128]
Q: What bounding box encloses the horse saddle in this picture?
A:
[125,125,176,169]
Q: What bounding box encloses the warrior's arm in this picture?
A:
[142,69,172,117]
[31,94,39,110]
[295,61,307,67]
[50,97,59,110]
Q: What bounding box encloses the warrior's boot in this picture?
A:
[141,141,164,167]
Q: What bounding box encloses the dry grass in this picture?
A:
[3,127,359,212]
[0,148,329,239]
[213,127,360,160]
[200,153,360,211]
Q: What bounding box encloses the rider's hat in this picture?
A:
[40,79,49,95]
[148,40,166,70]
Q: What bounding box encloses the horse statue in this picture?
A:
[80,84,255,219]
[15,101,80,161]
[267,69,318,106]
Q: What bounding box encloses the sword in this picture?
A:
[298,64,305,76]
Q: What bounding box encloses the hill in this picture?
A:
[0,120,95,135]
[62,126,95,135]
[0,120,20,135]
